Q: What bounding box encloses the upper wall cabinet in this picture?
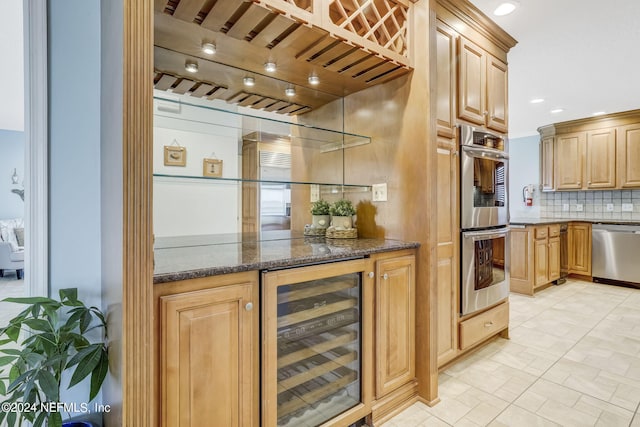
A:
[457,37,508,134]
[539,109,640,191]
[154,0,414,115]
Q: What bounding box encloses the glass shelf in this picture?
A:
[154,95,371,151]
[152,174,371,193]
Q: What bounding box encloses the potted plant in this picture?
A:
[0,288,108,427]
[330,199,356,229]
[310,199,331,228]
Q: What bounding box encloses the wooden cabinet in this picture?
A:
[457,37,508,133]
[375,254,416,398]
[586,128,616,189]
[459,301,509,350]
[436,20,457,138]
[568,222,592,276]
[617,123,640,187]
[555,132,584,190]
[510,224,560,295]
[541,136,555,191]
[156,272,259,427]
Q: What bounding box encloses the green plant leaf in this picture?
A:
[90,351,109,401]
[9,363,20,383]
[6,410,16,427]
[80,310,92,333]
[59,287,78,304]
[66,344,98,368]
[23,375,36,405]
[0,348,22,355]
[48,411,63,427]
[68,346,102,388]
[23,318,53,332]
[0,378,6,395]
[0,410,6,425]
[5,325,21,342]
[0,355,16,366]
[33,412,47,427]
[3,296,56,305]
[23,352,46,367]
[37,369,59,401]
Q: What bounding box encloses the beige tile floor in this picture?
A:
[384,280,640,427]
[0,275,25,327]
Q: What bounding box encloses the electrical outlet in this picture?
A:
[606,203,614,212]
[310,184,320,202]
[576,204,583,212]
[372,183,388,202]
[622,203,634,212]
[562,203,569,212]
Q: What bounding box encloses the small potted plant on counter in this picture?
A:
[310,199,331,229]
[330,199,356,229]
[0,288,109,427]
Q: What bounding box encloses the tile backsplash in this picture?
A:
[539,189,640,220]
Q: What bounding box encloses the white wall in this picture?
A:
[0,0,24,131]
[49,0,102,412]
[508,135,541,218]
[153,96,242,237]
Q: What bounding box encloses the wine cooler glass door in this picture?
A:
[262,259,368,427]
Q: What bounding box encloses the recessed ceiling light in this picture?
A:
[243,76,255,86]
[530,98,545,104]
[308,75,320,85]
[550,108,564,114]
[285,87,296,97]
[493,1,518,16]
[185,61,198,73]
[201,42,216,55]
[264,62,277,73]
[592,111,606,116]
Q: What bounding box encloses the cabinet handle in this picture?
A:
[245,302,253,312]
[588,181,592,185]
[368,272,375,278]
[383,273,389,280]
[577,181,581,185]
[484,321,494,327]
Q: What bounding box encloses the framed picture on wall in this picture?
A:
[164,145,187,166]
[203,158,223,177]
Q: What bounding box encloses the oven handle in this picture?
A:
[461,145,509,160]
[463,228,510,241]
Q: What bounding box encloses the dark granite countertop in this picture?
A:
[510,217,640,226]
[153,231,419,284]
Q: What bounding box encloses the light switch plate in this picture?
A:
[372,183,388,202]
[622,203,634,212]
[576,204,583,212]
[606,203,614,212]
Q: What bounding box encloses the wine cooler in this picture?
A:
[262,259,371,427]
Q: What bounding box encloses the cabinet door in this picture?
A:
[586,128,616,189]
[436,21,457,138]
[541,137,555,191]
[160,282,258,427]
[458,37,486,126]
[617,123,640,188]
[436,139,459,367]
[548,236,561,282]
[569,223,592,275]
[509,227,534,295]
[555,132,585,190]
[486,55,508,133]
[376,255,415,398]
[534,237,548,287]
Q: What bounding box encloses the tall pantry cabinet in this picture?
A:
[433,0,516,368]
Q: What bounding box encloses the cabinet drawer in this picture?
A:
[459,302,509,350]
[548,224,561,238]
[534,227,548,239]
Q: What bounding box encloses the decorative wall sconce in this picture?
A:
[11,168,19,184]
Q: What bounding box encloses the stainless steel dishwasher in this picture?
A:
[592,224,640,286]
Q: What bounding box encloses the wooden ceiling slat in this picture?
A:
[278,103,305,114]
[290,106,311,115]
[250,15,294,47]
[200,0,247,32]
[270,25,324,53]
[173,0,208,22]
[323,48,369,72]
[226,4,272,40]
[252,97,279,109]
[207,87,230,100]
[264,100,291,112]
[154,0,169,13]
[154,74,179,91]
[190,83,215,97]
[172,79,197,94]
[351,60,397,82]
[226,91,251,103]
[238,94,265,106]
[340,55,384,76]
[307,42,354,66]
[364,66,409,84]
[295,35,335,61]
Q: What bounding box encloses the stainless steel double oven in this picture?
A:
[459,125,510,316]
